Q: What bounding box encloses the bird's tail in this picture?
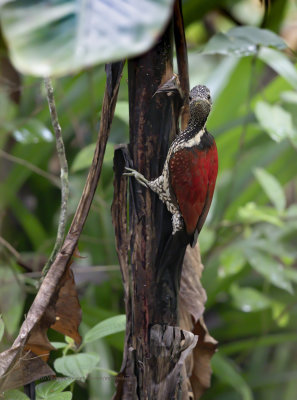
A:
[156,230,189,292]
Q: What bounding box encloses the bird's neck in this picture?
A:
[188,106,209,132]
[182,113,208,141]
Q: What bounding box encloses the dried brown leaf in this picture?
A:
[50,264,82,345]
[179,244,217,399]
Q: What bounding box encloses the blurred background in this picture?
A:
[0,0,297,399]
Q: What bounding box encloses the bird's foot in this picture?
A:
[172,213,184,234]
[123,167,149,188]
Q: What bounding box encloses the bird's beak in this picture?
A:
[153,74,181,97]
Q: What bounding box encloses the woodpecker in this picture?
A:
[125,80,218,247]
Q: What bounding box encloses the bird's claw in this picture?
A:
[123,167,148,188]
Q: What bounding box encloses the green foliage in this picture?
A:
[35,379,74,400]
[212,353,253,400]
[1,1,297,399]
[3,389,30,400]
[0,0,174,76]
[202,26,286,56]
[83,314,126,345]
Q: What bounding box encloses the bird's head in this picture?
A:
[189,85,212,124]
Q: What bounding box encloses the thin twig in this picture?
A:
[42,78,69,277]
[174,0,190,129]
[0,148,60,188]
[0,236,32,272]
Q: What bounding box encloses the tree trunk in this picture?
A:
[112,18,197,399]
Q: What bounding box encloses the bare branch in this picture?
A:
[0,149,60,188]
[0,236,32,272]
[42,78,69,277]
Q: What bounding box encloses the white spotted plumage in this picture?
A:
[124,83,212,235]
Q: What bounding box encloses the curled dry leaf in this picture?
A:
[0,255,82,392]
[179,244,218,399]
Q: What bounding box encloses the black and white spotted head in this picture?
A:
[188,85,212,127]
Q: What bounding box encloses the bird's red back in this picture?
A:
[169,134,218,238]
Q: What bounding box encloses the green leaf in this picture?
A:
[94,366,117,376]
[202,26,286,56]
[254,101,296,143]
[212,353,253,400]
[219,248,246,277]
[0,266,25,335]
[0,0,174,76]
[238,202,283,226]
[37,393,72,400]
[254,168,286,212]
[199,227,216,253]
[0,315,4,342]
[259,47,297,90]
[114,101,129,125]
[281,91,297,104]
[12,119,53,144]
[244,249,293,294]
[221,333,297,356]
[84,314,126,344]
[51,341,67,350]
[54,353,100,381]
[71,143,96,172]
[36,378,74,398]
[3,390,30,400]
[71,142,114,172]
[230,285,271,312]
[271,302,289,327]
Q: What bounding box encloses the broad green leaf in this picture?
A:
[84,314,126,344]
[238,202,283,227]
[202,26,286,56]
[254,168,286,212]
[202,32,255,56]
[199,227,216,253]
[228,26,286,48]
[36,378,74,398]
[219,248,246,277]
[71,142,114,172]
[230,285,271,312]
[281,91,297,104]
[0,0,174,76]
[212,353,253,400]
[94,366,117,376]
[51,341,67,350]
[221,333,297,356]
[284,268,297,283]
[114,101,129,125]
[71,143,96,172]
[0,315,4,342]
[54,353,100,381]
[259,47,297,90]
[37,393,72,400]
[254,101,296,143]
[244,249,293,293]
[12,119,53,144]
[3,390,29,400]
[0,266,24,335]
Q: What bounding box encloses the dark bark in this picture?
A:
[112,21,198,399]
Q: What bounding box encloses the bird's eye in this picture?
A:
[207,94,211,100]
[189,96,192,101]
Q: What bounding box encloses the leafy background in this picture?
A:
[1,0,297,399]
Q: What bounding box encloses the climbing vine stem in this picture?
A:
[42,77,69,278]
